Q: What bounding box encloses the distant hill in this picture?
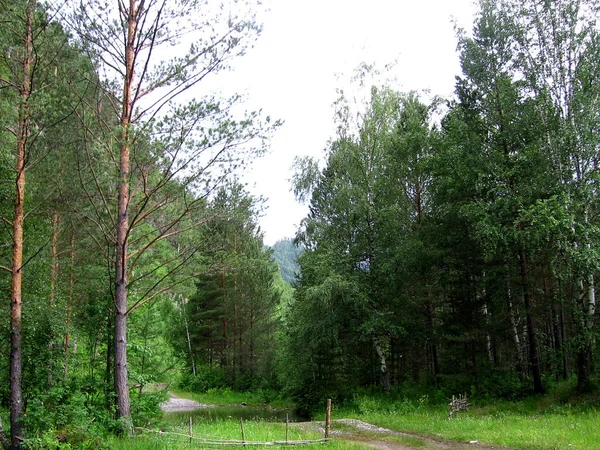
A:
[270,238,302,284]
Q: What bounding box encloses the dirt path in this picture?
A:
[297,419,509,450]
[159,392,214,412]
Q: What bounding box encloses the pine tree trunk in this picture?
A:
[113,0,136,429]
[10,1,34,446]
[517,247,544,394]
[114,301,131,423]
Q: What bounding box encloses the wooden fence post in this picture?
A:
[286,413,289,442]
[240,417,246,444]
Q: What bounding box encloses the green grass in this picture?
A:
[324,386,600,450]
[111,383,600,450]
[349,408,600,449]
[110,403,600,450]
[108,419,331,450]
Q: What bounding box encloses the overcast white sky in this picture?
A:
[225,0,477,245]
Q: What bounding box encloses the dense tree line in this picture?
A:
[287,0,600,412]
[180,183,281,391]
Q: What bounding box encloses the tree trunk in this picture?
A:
[10,1,34,447]
[507,284,525,381]
[181,296,196,376]
[577,341,592,392]
[559,304,569,380]
[483,302,494,365]
[577,273,595,392]
[427,297,439,377]
[64,232,75,379]
[517,247,544,394]
[114,303,131,423]
[50,212,60,306]
[371,331,391,393]
[113,0,136,429]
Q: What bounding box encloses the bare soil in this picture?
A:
[159,391,214,412]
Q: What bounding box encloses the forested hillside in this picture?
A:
[270,238,302,284]
[1,0,600,448]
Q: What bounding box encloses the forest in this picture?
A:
[1,0,600,449]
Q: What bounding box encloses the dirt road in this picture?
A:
[300,419,508,450]
[159,392,213,412]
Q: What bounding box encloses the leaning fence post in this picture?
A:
[240,417,246,444]
[189,417,193,445]
[325,398,332,438]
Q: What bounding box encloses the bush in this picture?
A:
[350,393,430,415]
[24,386,92,436]
[178,366,226,392]
[130,389,168,428]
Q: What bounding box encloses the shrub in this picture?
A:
[178,366,226,392]
[130,389,168,428]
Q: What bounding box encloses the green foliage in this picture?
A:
[130,390,168,428]
[179,366,227,392]
[349,394,430,415]
[169,387,291,408]
[20,383,114,449]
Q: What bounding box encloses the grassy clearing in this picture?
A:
[326,383,600,450]
[113,383,600,450]
[169,387,293,408]
[349,408,599,449]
